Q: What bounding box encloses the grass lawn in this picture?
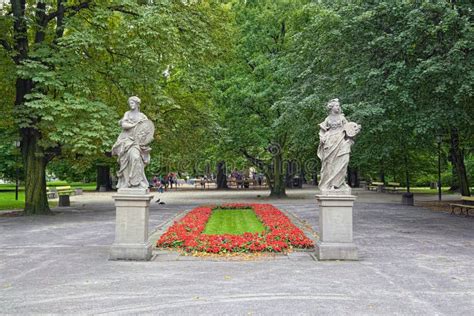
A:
[0,181,94,210]
[70,182,97,192]
[203,208,266,235]
[0,192,25,210]
[0,184,23,191]
[0,191,57,211]
[399,187,473,194]
[0,182,97,192]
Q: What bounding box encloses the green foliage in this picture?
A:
[250,1,473,185]
[0,127,22,181]
[212,0,312,195]
[1,0,472,195]
[1,0,232,187]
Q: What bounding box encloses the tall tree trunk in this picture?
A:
[285,160,293,188]
[269,152,286,198]
[298,168,304,188]
[216,161,228,189]
[22,128,50,215]
[347,167,353,188]
[450,128,470,196]
[96,165,112,191]
[448,146,459,191]
[16,74,50,214]
[12,0,50,214]
[449,163,459,192]
[240,149,286,197]
[379,169,385,183]
[404,153,410,193]
[16,75,50,214]
[348,167,360,188]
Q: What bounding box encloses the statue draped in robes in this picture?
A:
[317,98,361,193]
[112,96,155,189]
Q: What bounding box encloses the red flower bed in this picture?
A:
[157,203,313,254]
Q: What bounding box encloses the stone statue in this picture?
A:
[317,98,361,194]
[112,96,155,190]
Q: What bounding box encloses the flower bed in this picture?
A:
[157,203,313,254]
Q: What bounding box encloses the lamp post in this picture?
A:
[436,135,442,202]
[14,140,21,201]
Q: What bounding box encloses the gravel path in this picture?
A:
[1,188,472,314]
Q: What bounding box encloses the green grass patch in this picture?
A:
[0,191,57,210]
[0,192,25,210]
[396,187,470,194]
[0,182,97,192]
[70,182,97,192]
[203,208,266,235]
[0,184,23,191]
[46,181,70,186]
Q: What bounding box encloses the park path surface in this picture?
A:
[0,187,473,315]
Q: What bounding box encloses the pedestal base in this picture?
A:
[109,188,153,261]
[315,194,358,261]
[315,241,358,260]
[109,242,153,261]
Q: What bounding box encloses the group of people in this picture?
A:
[151,173,177,193]
[229,170,265,188]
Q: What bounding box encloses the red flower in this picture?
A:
[156,204,314,254]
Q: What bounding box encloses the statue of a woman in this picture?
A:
[317,98,361,193]
[112,96,155,189]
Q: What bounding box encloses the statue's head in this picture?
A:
[128,96,141,110]
[327,98,341,114]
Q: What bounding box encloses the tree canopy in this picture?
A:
[0,0,472,213]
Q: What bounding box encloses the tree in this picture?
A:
[1,0,119,214]
[214,0,310,197]
[0,0,232,214]
[216,161,228,189]
[279,1,473,195]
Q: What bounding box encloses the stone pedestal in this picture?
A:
[315,194,358,260]
[109,188,153,261]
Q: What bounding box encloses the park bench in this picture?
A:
[384,182,401,193]
[195,179,215,189]
[367,181,384,192]
[450,196,474,216]
[191,179,198,188]
[227,179,256,189]
[56,186,74,206]
[46,187,57,199]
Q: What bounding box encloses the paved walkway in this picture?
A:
[1,188,473,314]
